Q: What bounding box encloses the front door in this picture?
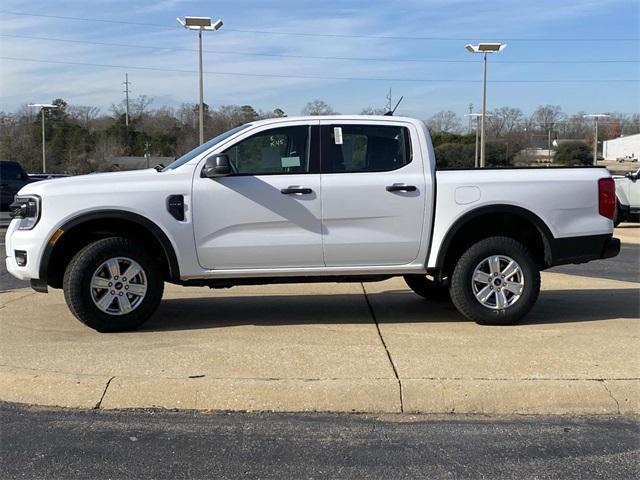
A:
[192,122,323,270]
[319,121,427,266]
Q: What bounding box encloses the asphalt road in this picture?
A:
[1,402,638,480]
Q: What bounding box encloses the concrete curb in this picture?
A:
[402,379,639,415]
[2,366,637,414]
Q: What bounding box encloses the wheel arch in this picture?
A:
[41,210,180,288]
[433,205,554,278]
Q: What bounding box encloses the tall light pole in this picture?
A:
[465,113,484,168]
[178,16,223,145]
[465,43,507,168]
[28,103,58,173]
[584,114,610,165]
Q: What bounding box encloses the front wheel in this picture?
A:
[63,237,164,332]
[449,236,540,325]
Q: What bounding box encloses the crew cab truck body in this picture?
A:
[6,116,620,332]
[613,168,640,225]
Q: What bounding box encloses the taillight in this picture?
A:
[598,177,616,220]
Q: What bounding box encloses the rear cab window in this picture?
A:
[321,124,412,173]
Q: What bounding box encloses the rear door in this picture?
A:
[192,121,323,270]
[319,121,427,266]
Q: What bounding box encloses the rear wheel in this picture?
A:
[404,275,450,302]
[63,237,164,332]
[449,236,540,325]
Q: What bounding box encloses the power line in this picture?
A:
[0,56,638,84]
[1,33,637,64]
[1,10,638,42]
[2,56,637,83]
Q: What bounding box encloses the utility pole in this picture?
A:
[584,114,610,165]
[385,88,392,112]
[123,73,131,127]
[468,103,473,133]
[547,127,552,164]
[464,113,483,168]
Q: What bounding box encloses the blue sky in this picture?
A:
[0,0,638,119]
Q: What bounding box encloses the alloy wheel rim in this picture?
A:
[90,257,147,316]
[471,255,524,310]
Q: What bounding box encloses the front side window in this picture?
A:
[224,126,310,175]
[322,125,411,173]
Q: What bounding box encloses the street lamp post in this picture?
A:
[584,114,610,165]
[465,43,507,168]
[27,103,58,173]
[177,16,223,145]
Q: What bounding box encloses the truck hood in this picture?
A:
[17,169,160,196]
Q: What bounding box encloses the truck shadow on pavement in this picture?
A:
[144,288,640,332]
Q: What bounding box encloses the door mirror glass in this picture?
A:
[202,154,231,178]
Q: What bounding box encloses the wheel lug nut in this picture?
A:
[119,292,123,296]
[122,277,126,281]
[114,276,119,280]
[125,285,129,290]
[110,290,115,295]
[108,282,112,287]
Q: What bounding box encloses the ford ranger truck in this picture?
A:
[6,116,620,332]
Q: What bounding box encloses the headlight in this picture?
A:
[9,195,41,230]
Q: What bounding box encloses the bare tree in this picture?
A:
[302,100,336,116]
[487,107,524,137]
[361,106,387,115]
[427,110,462,133]
[111,95,154,120]
[532,105,565,132]
[67,105,101,130]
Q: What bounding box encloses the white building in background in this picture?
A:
[603,133,640,161]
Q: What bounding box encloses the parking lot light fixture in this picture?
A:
[465,42,507,168]
[583,114,610,165]
[177,16,224,145]
[27,103,58,173]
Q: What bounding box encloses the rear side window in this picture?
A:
[321,125,411,173]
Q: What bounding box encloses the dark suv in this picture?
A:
[0,161,31,211]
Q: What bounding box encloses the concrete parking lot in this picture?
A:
[0,225,638,414]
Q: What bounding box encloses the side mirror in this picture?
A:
[201,154,231,178]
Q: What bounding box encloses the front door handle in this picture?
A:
[386,183,417,192]
[281,187,313,195]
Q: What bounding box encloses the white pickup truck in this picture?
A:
[7,115,620,332]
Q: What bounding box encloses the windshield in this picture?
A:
[161,124,250,171]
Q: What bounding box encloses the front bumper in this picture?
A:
[5,219,46,282]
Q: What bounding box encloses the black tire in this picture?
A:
[403,275,451,302]
[63,237,164,332]
[449,236,540,326]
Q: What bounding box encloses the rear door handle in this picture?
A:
[386,184,417,192]
[281,187,313,195]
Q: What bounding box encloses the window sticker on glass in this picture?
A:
[281,156,301,168]
[334,127,343,145]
